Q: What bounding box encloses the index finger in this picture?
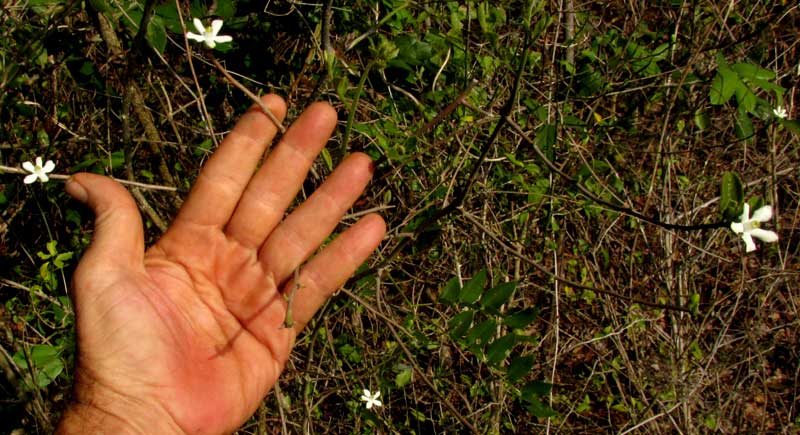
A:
[175,94,287,228]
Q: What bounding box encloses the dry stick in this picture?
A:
[95,10,177,191]
[503,117,728,232]
[304,0,334,106]
[0,166,180,192]
[461,210,691,313]
[174,0,219,149]
[419,78,478,135]
[283,267,301,328]
[348,35,528,286]
[385,318,481,433]
[210,57,286,134]
[273,383,289,435]
[312,36,528,433]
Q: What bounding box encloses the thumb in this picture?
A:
[66,173,145,279]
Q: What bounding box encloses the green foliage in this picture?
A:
[37,240,73,292]
[440,270,556,418]
[12,343,66,389]
[709,55,785,142]
[719,172,744,221]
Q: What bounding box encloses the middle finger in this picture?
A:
[224,102,337,248]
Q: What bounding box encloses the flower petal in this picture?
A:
[42,160,55,173]
[750,205,773,223]
[740,203,750,222]
[365,401,373,409]
[38,173,49,183]
[372,399,382,407]
[213,35,233,44]
[750,228,778,243]
[24,173,38,184]
[192,18,205,35]
[22,161,35,172]
[730,222,744,234]
[35,156,43,167]
[210,19,224,37]
[186,32,206,42]
[742,233,756,252]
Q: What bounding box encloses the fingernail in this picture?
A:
[66,178,88,203]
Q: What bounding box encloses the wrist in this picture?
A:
[57,371,185,435]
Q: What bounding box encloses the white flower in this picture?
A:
[730,203,779,252]
[22,157,55,184]
[185,18,232,49]
[773,106,788,119]
[360,389,382,409]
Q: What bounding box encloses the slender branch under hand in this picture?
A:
[211,56,286,134]
[0,165,181,192]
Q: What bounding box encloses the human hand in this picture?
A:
[56,96,386,434]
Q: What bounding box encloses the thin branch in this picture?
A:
[460,210,691,313]
[211,56,286,134]
[0,165,181,192]
[503,117,728,232]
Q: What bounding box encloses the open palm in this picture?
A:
[58,97,386,434]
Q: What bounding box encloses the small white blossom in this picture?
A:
[360,389,382,409]
[22,157,55,184]
[773,106,788,119]
[185,18,232,49]
[730,203,778,252]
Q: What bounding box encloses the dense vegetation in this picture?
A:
[1,0,798,433]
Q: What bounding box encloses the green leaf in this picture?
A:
[750,78,785,97]
[215,0,236,19]
[486,333,516,366]
[13,345,64,389]
[459,269,486,305]
[395,366,413,388]
[693,110,710,130]
[688,293,700,315]
[710,55,740,105]
[525,395,558,418]
[719,172,743,220]
[506,354,535,383]
[320,148,333,172]
[480,281,516,312]
[779,119,800,135]
[53,252,73,268]
[146,16,167,54]
[522,379,553,397]
[535,124,557,160]
[465,319,497,348]
[439,277,461,305]
[504,308,539,329]
[734,85,756,113]
[731,62,775,81]
[733,110,754,141]
[448,310,475,339]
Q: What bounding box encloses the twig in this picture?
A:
[94,9,176,185]
[341,60,375,155]
[273,383,289,435]
[211,56,286,134]
[175,0,220,148]
[420,78,478,135]
[461,210,692,313]
[347,33,529,285]
[344,2,411,52]
[0,165,181,192]
[283,267,302,328]
[503,117,728,232]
